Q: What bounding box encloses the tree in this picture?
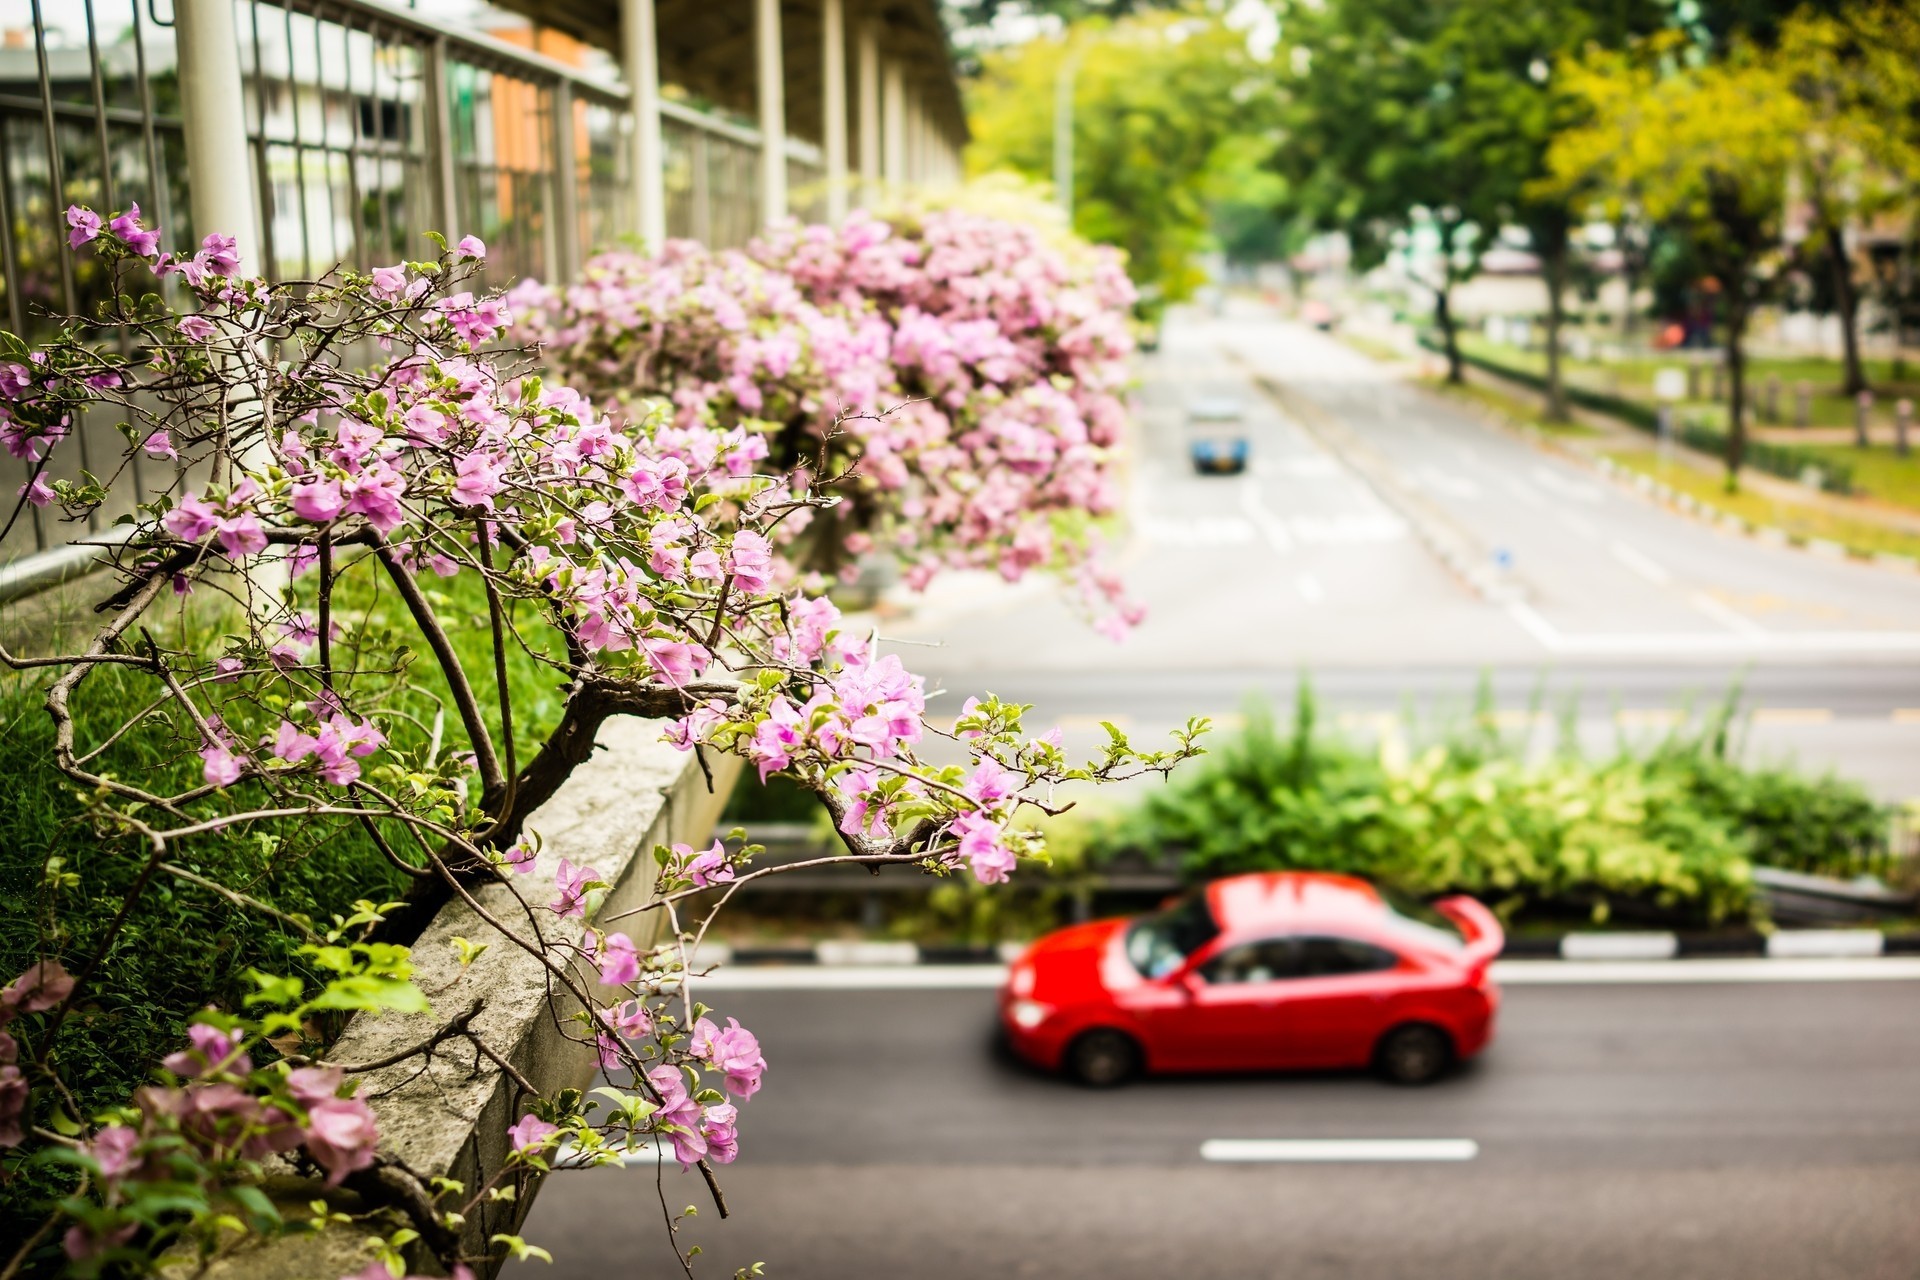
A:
[1549,35,1804,483]
[1774,4,1920,396]
[0,208,1202,1273]
[1272,0,1513,383]
[967,13,1282,316]
[1273,0,1663,399]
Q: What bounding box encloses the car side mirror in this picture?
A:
[1172,969,1204,998]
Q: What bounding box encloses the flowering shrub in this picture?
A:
[507,208,1145,637]
[0,208,1201,1276]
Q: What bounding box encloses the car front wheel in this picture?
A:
[1065,1028,1141,1088]
[1374,1023,1454,1086]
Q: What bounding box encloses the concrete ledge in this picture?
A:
[203,719,739,1279]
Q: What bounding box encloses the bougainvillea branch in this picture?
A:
[0,208,1203,1277]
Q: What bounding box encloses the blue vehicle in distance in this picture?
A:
[1186,396,1248,475]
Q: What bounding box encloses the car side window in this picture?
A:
[1200,937,1303,985]
[1300,936,1400,976]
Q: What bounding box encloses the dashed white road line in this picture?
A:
[1609,541,1673,586]
[1200,1139,1479,1163]
[1690,592,1767,638]
[1238,478,1295,553]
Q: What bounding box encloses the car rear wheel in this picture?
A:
[1374,1023,1453,1086]
[1065,1029,1141,1088]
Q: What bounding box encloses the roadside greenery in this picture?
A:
[1102,689,1890,926]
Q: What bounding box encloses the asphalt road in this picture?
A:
[884,305,1920,799]
[511,976,1920,1280]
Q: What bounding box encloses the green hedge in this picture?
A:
[1421,335,1855,494]
[1099,690,1889,926]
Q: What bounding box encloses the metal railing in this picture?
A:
[0,0,823,571]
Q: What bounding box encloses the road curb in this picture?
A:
[703,929,1920,967]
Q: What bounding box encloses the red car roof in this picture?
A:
[1204,871,1388,936]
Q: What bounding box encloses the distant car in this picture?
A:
[1185,397,1248,475]
[999,872,1503,1087]
[1301,299,1337,330]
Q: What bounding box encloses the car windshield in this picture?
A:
[1379,887,1465,951]
[1125,893,1221,978]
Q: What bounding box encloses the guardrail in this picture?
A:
[0,0,819,579]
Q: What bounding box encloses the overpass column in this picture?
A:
[856,23,881,208]
[756,0,789,223]
[620,0,666,247]
[822,0,848,222]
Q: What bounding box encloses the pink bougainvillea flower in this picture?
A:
[689,1016,766,1099]
[65,205,102,249]
[455,234,487,261]
[508,1113,558,1154]
[549,858,598,918]
[0,959,75,1015]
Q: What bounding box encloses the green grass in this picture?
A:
[1460,332,1920,440]
[1604,449,1920,561]
[0,555,571,1244]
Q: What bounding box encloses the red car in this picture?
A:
[999,872,1503,1087]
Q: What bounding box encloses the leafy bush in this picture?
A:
[1103,690,1883,927]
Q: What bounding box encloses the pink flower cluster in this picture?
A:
[3,974,379,1261]
[507,208,1145,635]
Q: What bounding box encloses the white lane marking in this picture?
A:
[1503,476,1548,508]
[1507,601,1920,655]
[1561,933,1678,961]
[1201,1139,1478,1164]
[1556,512,1600,542]
[1139,515,1257,547]
[1290,513,1407,544]
[1531,465,1605,504]
[1238,479,1295,553]
[690,957,1920,991]
[1493,958,1920,984]
[1412,467,1481,499]
[1295,573,1325,603]
[1690,592,1767,638]
[1609,541,1673,586]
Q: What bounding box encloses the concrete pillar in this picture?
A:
[620,0,666,248]
[174,0,259,269]
[856,25,881,208]
[821,0,848,222]
[756,0,788,224]
[881,60,905,189]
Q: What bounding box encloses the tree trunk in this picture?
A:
[1725,295,1749,488]
[1435,285,1462,384]
[1615,216,1641,338]
[1543,238,1569,422]
[1826,223,1867,397]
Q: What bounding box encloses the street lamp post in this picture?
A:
[1053,44,1078,224]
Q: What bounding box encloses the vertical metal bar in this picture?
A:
[82,0,119,213]
[279,2,313,277]
[551,77,579,279]
[425,36,460,238]
[29,0,79,318]
[367,21,397,259]
[0,112,45,549]
[690,126,710,246]
[336,13,368,269]
[535,83,555,280]
[0,120,27,340]
[127,0,172,240]
[309,4,344,270]
[248,0,281,278]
